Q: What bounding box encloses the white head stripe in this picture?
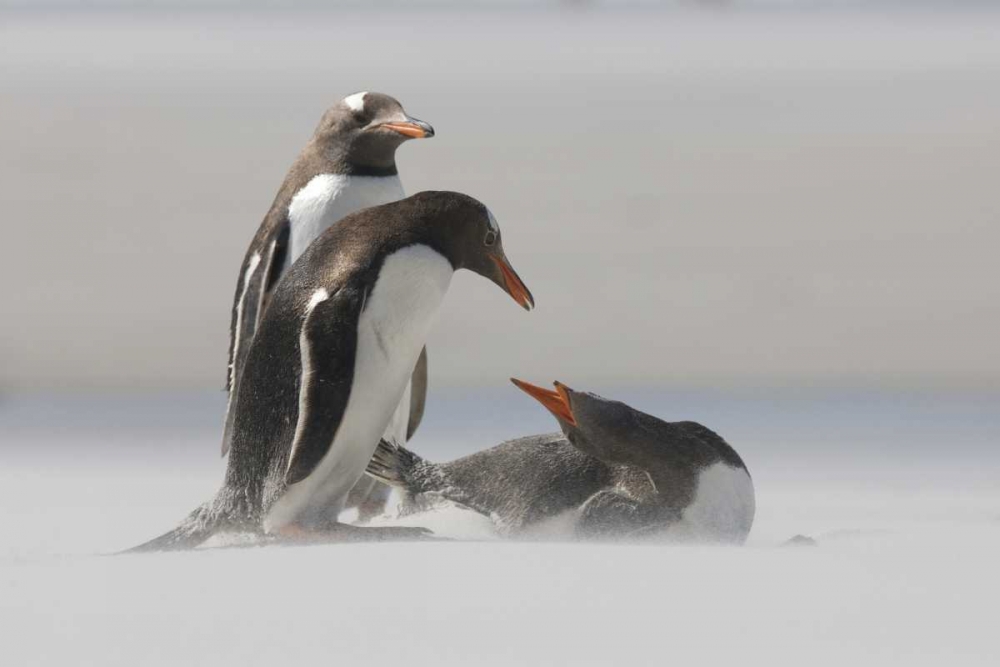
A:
[344,92,367,112]
[486,209,499,234]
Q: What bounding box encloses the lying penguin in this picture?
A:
[129,192,533,551]
[366,379,755,543]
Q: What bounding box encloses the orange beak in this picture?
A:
[511,378,576,425]
[491,255,535,311]
[380,119,434,139]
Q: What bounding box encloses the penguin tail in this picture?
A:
[365,438,422,488]
[121,503,225,554]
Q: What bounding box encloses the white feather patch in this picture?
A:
[287,288,332,472]
[344,92,368,112]
[681,462,755,543]
[286,173,405,265]
[228,252,261,393]
[306,288,330,312]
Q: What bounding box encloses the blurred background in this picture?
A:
[1,1,998,555]
[3,2,1000,392]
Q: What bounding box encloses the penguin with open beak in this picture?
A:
[366,380,754,543]
[129,192,533,551]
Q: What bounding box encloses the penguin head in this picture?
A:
[413,192,534,311]
[314,92,434,173]
[510,379,638,463]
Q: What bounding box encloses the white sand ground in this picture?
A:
[1,391,997,665]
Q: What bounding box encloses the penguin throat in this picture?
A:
[325,144,400,177]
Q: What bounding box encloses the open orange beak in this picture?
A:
[511,378,576,426]
[491,255,534,311]
[380,118,435,139]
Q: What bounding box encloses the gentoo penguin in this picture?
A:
[224,91,434,465]
[367,380,755,543]
[130,192,534,551]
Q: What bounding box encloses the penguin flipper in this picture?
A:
[576,490,648,540]
[223,221,290,456]
[406,346,428,440]
[284,288,362,486]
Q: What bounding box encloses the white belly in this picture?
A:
[678,462,756,543]
[287,172,412,475]
[264,245,453,531]
[287,173,405,264]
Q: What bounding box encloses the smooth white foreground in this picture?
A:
[1,391,998,666]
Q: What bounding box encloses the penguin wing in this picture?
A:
[285,286,364,486]
[406,346,429,440]
[222,222,290,456]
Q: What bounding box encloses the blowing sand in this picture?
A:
[2,390,997,665]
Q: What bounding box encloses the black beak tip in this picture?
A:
[408,117,435,138]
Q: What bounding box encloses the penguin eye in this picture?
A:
[484,230,497,247]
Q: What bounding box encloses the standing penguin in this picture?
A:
[367,380,754,543]
[224,92,434,466]
[131,192,533,551]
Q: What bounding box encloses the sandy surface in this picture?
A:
[2,390,997,665]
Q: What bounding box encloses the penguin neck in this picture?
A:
[335,159,399,178]
[565,419,687,471]
[317,140,400,177]
[570,430,653,470]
